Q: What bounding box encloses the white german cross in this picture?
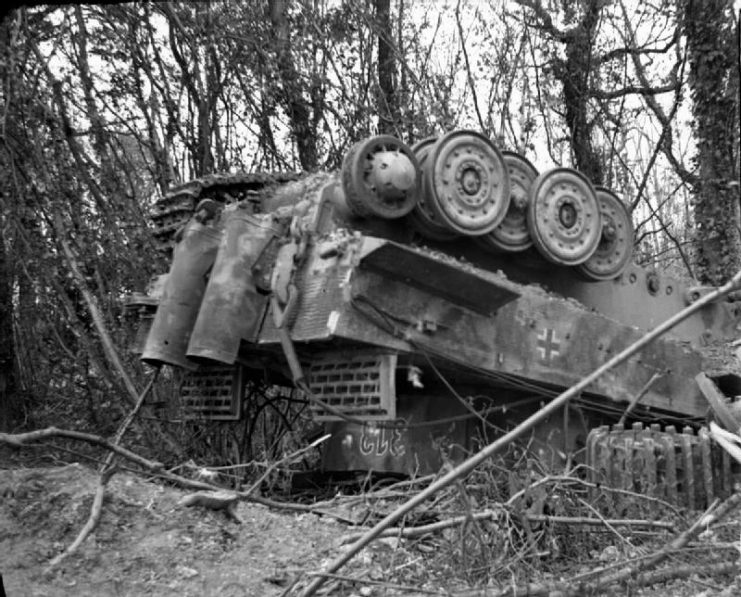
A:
[536,328,561,362]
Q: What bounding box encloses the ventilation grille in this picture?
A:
[308,352,396,421]
[180,365,243,421]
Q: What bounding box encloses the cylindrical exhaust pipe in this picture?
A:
[141,217,222,369]
[186,207,282,364]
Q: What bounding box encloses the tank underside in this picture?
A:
[127,134,741,508]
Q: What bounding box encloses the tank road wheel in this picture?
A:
[341,135,421,219]
[341,141,369,217]
[576,188,634,281]
[527,168,602,266]
[476,151,538,253]
[425,130,511,236]
[407,137,460,241]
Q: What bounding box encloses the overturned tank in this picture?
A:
[127,131,741,508]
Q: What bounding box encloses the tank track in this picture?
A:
[151,171,301,254]
[587,422,735,511]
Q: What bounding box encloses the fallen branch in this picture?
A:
[341,509,503,544]
[525,514,674,531]
[0,424,357,522]
[455,560,740,597]
[47,467,113,568]
[459,492,741,597]
[243,433,330,495]
[306,571,448,596]
[506,474,682,517]
[697,373,741,434]
[297,268,741,597]
[46,372,158,569]
[178,491,243,523]
[709,421,741,464]
[630,561,739,587]
[0,427,164,471]
[339,508,673,546]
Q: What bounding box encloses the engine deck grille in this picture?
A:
[180,364,243,421]
[308,352,397,421]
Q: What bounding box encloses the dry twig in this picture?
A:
[243,434,330,495]
[46,371,158,568]
[0,425,354,522]
[456,492,741,597]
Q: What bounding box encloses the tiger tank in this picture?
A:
[127,131,741,508]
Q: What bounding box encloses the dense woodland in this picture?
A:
[0,0,739,467]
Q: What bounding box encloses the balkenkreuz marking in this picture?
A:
[536,328,561,362]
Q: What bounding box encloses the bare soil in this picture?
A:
[1,463,740,597]
[1,464,340,597]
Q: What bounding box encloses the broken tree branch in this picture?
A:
[709,421,741,465]
[53,212,139,406]
[575,493,741,594]
[243,433,330,496]
[46,371,158,568]
[0,425,353,521]
[51,211,181,457]
[697,374,741,434]
[341,509,503,544]
[46,468,114,569]
[297,269,741,597]
[525,514,674,531]
[457,492,741,596]
[339,509,672,545]
[0,427,164,470]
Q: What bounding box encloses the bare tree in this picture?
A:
[0,217,20,431]
[681,0,741,284]
[516,0,607,183]
[375,0,400,135]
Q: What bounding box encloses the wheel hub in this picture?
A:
[460,165,482,197]
[558,202,577,229]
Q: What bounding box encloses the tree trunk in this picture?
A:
[559,0,604,185]
[518,0,606,184]
[268,0,317,171]
[0,217,20,432]
[682,0,741,285]
[375,0,399,135]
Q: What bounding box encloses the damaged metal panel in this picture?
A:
[357,239,520,316]
[255,234,719,420]
[187,208,280,364]
[348,268,711,418]
[141,217,222,369]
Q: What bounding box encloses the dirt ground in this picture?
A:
[1,463,444,597]
[2,462,741,597]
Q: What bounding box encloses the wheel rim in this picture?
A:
[576,187,634,280]
[477,151,538,253]
[527,168,602,265]
[407,137,460,241]
[341,135,421,219]
[426,130,510,236]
